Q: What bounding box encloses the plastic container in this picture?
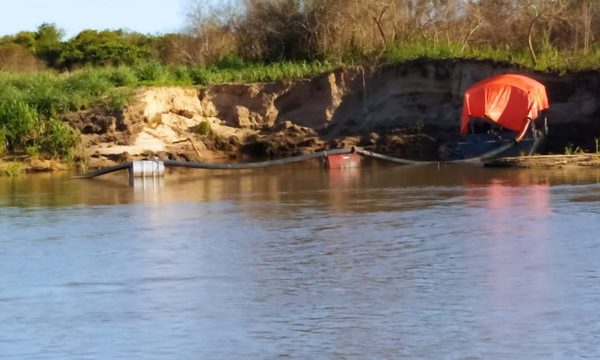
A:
[325,153,362,169]
[129,160,165,178]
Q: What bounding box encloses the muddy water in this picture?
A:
[1,163,600,359]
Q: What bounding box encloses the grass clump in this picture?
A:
[564,143,583,155]
[104,66,138,87]
[0,98,78,160]
[0,161,23,177]
[102,87,135,112]
[0,100,39,151]
[134,61,170,83]
[39,118,79,159]
[196,120,212,136]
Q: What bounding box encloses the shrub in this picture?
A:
[197,120,212,136]
[0,128,6,155]
[134,61,169,83]
[0,161,23,177]
[0,100,39,150]
[39,118,79,159]
[170,65,193,85]
[18,73,68,116]
[105,66,138,87]
[102,87,135,112]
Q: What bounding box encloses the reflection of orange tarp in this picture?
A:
[460,74,550,139]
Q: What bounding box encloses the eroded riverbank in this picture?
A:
[70,60,600,169]
[3,59,600,174]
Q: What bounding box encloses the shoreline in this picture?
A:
[3,59,600,175]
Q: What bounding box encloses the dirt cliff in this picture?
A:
[68,59,600,168]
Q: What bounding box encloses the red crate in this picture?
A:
[325,153,362,169]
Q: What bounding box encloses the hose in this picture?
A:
[73,162,132,179]
[76,148,353,178]
[355,140,516,165]
[75,141,517,179]
[163,148,353,170]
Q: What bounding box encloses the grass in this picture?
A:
[0,161,23,177]
[383,39,600,72]
[196,120,212,136]
[564,143,584,155]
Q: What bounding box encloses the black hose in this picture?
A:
[76,149,353,178]
[354,149,425,165]
[356,141,516,165]
[75,141,517,179]
[73,162,132,179]
[163,148,353,170]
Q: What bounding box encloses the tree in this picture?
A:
[59,30,151,68]
[34,23,65,67]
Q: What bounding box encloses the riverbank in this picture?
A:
[72,59,600,170]
[3,58,600,174]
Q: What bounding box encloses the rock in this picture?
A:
[235,106,253,128]
[174,109,195,119]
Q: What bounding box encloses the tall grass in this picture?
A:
[383,39,600,72]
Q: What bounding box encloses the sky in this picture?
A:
[0,0,195,38]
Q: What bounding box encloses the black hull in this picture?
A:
[439,133,546,161]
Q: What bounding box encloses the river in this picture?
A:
[1,163,599,359]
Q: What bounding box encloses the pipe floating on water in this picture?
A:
[75,142,517,179]
[75,148,354,179]
[355,140,517,165]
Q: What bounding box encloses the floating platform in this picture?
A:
[485,154,600,168]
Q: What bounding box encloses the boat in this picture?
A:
[440,74,550,160]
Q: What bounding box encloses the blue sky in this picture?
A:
[0,0,193,38]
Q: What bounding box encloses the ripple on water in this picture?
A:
[1,167,600,359]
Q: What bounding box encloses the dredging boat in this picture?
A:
[440,73,550,160]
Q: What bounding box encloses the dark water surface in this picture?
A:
[1,164,600,359]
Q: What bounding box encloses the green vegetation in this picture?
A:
[0,161,23,177]
[196,120,212,136]
[381,41,600,72]
[564,143,584,155]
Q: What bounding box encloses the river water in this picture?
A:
[1,163,600,359]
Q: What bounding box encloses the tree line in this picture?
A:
[189,0,600,65]
[1,0,600,72]
[0,24,210,72]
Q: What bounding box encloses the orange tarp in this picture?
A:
[460,74,550,139]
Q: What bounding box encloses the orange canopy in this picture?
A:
[460,74,549,139]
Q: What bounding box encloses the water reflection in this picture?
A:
[462,178,555,351]
[131,177,164,203]
[1,165,600,210]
